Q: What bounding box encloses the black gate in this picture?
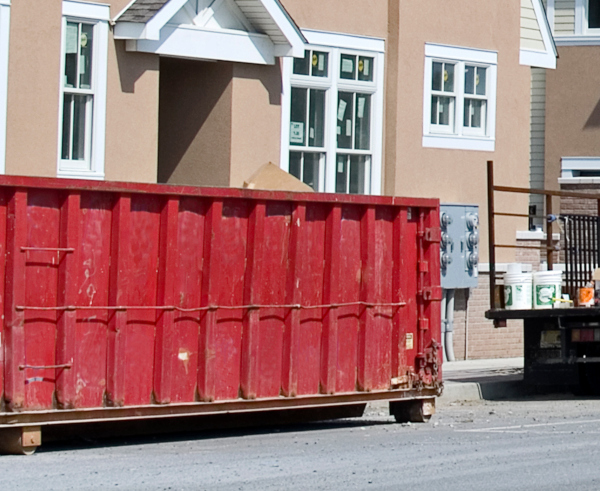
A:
[562,214,600,299]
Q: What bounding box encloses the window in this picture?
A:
[589,0,600,29]
[281,30,384,195]
[560,157,600,181]
[58,1,109,179]
[423,44,497,152]
[565,0,600,38]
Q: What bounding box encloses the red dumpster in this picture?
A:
[0,176,442,454]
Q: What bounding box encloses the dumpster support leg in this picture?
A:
[0,426,41,455]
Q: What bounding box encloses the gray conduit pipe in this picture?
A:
[440,290,447,362]
[445,289,456,362]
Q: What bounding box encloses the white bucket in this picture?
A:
[504,273,532,310]
[533,271,563,309]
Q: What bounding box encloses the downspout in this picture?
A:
[441,289,448,361]
[445,289,456,362]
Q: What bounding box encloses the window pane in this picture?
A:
[464,99,485,129]
[303,153,320,191]
[290,87,307,146]
[465,65,475,95]
[432,62,443,91]
[476,67,486,96]
[311,51,328,77]
[354,94,371,150]
[431,96,438,124]
[64,22,78,88]
[337,92,354,149]
[308,89,325,147]
[432,96,452,126]
[61,94,73,159]
[293,51,310,75]
[340,54,356,79]
[289,152,301,180]
[335,155,348,193]
[444,63,454,92]
[358,56,374,81]
[79,23,94,89]
[590,0,600,28]
[349,155,367,194]
[71,95,89,160]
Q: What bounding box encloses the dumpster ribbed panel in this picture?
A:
[0,177,440,413]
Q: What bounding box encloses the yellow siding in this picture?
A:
[554,0,576,34]
[521,0,546,51]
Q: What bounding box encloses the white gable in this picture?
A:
[114,0,305,65]
[520,0,557,69]
[170,0,254,32]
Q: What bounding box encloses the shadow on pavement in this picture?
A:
[37,404,397,454]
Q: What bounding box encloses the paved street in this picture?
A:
[2,395,600,490]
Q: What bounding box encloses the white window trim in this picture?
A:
[280,30,384,195]
[0,0,10,175]
[57,0,109,180]
[552,0,600,44]
[559,156,600,183]
[422,43,497,152]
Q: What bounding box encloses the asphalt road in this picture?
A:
[2,396,600,490]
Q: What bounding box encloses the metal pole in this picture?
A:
[546,194,553,270]
[487,160,496,311]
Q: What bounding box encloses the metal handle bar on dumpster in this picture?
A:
[18,364,72,370]
[15,301,406,312]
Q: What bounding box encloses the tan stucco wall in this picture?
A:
[281,0,388,39]
[5,0,62,176]
[545,46,600,193]
[4,0,160,182]
[387,0,531,262]
[105,41,159,183]
[158,59,233,187]
[229,63,282,188]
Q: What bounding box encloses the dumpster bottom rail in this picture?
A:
[0,388,440,428]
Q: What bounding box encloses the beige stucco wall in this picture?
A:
[104,40,159,183]
[158,59,233,187]
[545,47,600,194]
[387,0,531,262]
[229,63,283,188]
[4,0,159,182]
[281,0,388,39]
[5,1,62,177]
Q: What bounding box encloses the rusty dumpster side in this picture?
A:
[0,176,441,453]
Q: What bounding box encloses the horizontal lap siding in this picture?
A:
[554,0,575,34]
[521,0,545,51]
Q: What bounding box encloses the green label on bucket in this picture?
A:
[505,286,512,306]
[536,285,555,305]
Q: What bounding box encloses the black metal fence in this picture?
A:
[562,214,600,299]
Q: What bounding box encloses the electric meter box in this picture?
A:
[440,203,479,289]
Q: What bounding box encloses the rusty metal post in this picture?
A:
[487,160,496,311]
[546,194,553,270]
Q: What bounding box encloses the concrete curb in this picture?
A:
[439,379,570,404]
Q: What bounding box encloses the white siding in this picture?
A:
[530,67,546,227]
[554,0,576,34]
[522,0,546,51]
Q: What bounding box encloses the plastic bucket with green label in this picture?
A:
[533,271,562,309]
[504,273,532,310]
